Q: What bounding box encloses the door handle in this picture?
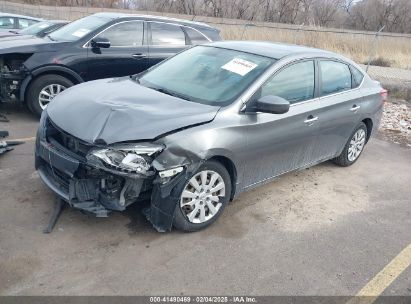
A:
[350,105,361,112]
[132,53,146,59]
[304,116,319,125]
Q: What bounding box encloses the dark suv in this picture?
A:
[0,13,221,116]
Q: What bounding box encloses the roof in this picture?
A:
[47,20,69,23]
[91,12,215,30]
[35,20,68,24]
[208,41,337,59]
[0,12,42,21]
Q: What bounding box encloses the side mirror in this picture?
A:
[254,95,290,114]
[91,37,111,49]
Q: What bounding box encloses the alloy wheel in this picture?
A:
[38,84,67,110]
[347,129,366,162]
[180,170,226,224]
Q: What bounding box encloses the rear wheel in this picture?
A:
[173,161,231,232]
[26,74,73,117]
[332,122,367,167]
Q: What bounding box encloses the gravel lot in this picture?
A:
[0,106,410,296]
[359,65,411,101]
[378,100,411,145]
[359,65,411,84]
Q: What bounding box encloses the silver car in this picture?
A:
[35,41,386,232]
[0,13,42,31]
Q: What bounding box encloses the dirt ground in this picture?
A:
[0,106,410,296]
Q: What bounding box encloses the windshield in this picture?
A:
[139,46,275,106]
[48,15,109,42]
[19,21,53,35]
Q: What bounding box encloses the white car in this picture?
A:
[0,13,42,31]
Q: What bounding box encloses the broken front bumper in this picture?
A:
[35,113,185,231]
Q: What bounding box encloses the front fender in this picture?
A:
[20,65,84,101]
[31,65,84,83]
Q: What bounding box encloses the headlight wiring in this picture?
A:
[87,143,164,174]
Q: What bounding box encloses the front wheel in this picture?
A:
[26,74,73,117]
[173,161,231,232]
[332,122,368,167]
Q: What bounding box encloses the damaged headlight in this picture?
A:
[88,143,164,174]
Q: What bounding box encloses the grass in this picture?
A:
[218,25,411,70]
[6,1,411,69]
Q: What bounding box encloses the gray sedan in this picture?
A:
[35,41,385,232]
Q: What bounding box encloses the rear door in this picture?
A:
[147,22,188,67]
[182,26,211,45]
[314,59,364,160]
[86,20,148,81]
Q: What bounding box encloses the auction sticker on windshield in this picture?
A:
[72,29,91,38]
[222,58,257,76]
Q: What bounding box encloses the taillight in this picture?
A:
[380,89,388,102]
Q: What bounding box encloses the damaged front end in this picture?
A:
[35,112,186,231]
[0,53,31,102]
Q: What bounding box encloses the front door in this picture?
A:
[242,60,322,188]
[86,20,148,81]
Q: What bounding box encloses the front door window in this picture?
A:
[96,21,143,47]
[259,60,315,104]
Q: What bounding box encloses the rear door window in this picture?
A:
[0,17,15,29]
[320,60,352,96]
[150,22,186,45]
[184,27,209,44]
[259,60,315,104]
[96,21,143,47]
[18,18,38,29]
[351,66,364,88]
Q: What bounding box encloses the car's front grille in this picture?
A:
[46,119,93,159]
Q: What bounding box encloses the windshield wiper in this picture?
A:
[150,86,192,101]
[47,35,56,41]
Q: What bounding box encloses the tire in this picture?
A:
[173,160,232,232]
[26,74,73,117]
[332,122,368,167]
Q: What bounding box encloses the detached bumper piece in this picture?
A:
[0,130,24,156]
[0,131,12,155]
[0,69,26,102]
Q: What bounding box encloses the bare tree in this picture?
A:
[311,0,344,26]
[203,0,223,17]
[349,0,411,33]
[15,0,411,33]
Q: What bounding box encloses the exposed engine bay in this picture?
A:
[0,53,31,102]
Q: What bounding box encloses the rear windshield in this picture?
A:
[19,21,53,35]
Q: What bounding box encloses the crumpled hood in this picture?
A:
[0,36,67,54]
[47,77,220,145]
